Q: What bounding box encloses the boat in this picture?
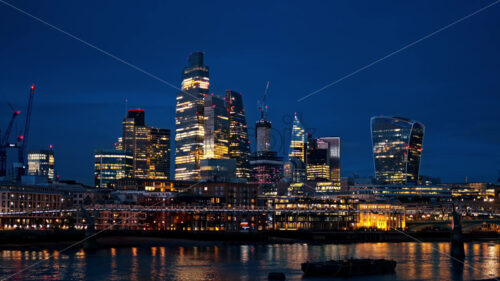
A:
[268,272,286,280]
[301,258,396,277]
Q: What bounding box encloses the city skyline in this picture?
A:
[0,1,499,185]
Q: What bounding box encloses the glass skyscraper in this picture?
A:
[226,90,251,180]
[250,114,282,187]
[148,128,171,179]
[306,138,330,181]
[122,109,149,178]
[175,52,209,181]
[203,94,229,159]
[319,136,341,182]
[371,116,425,184]
[288,113,306,162]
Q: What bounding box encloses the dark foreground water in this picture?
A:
[0,241,498,281]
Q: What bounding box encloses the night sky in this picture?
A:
[0,0,499,185]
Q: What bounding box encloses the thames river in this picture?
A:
[0,242,498,280]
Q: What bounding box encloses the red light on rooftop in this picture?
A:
[129,108,145,112]
[30,84,35,90]
[15,111,21,115]
[49,144,53,149]
[18,136,24,140]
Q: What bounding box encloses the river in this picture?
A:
[0,241,498,280]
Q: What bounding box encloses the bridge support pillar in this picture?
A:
[450,209,465,260]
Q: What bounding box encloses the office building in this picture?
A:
[122,109,149,178]
[27,150,55,182]
[306,138,330,181]
[318,137,341,182]
[283,156,307,183]
[175,52,209,181]
[200,158,237,182]
[255,119,271,154]
[148,128,171,179]
[203,94,229,159]
[226,90,251,180]
[250,120,282,187]
[371,116,424,184]
[94,149,133,188]
[288,113,306,162]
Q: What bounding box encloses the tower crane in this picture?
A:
[16,84,35,178]
[0,103,21,177]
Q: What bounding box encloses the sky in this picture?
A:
[0,0,499,185]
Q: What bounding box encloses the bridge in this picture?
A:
[406,219,500,233]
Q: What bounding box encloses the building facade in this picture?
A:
[27,150,55,182]
[148,128,171,179]
[250,119,282,188]
[319,137,341,182]
[306,138,330,180]
[203,94,229,159]
[226,90,251,180]
[122,109,149,178]
[288,113,306,162]
[371,116,424,184]
[94,149,133,188]
[175,52,209,181]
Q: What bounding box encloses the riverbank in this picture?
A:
[0,229,498,250]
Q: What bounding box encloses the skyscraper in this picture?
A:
[255,120,271,153]
[318,136,341,182]
[249,118,282,187]
[175,52,209,181]
[371,116,424,184]
[306,138,330,181]
[148,128,171,179]
[122,109,149,178]
[203,94,229,159]
[27,150,55,182]
[226,90,251,180]
[288,113,306,162]
[94,149,133,188]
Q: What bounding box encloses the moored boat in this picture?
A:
[301,258,396,277]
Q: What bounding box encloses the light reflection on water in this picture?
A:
[0,242,498,281]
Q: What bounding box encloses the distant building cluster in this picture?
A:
[0,51,498,234]
[94,109,171,187]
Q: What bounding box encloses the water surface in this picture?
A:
[0,242,498,280]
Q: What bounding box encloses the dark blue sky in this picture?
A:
[0,0,499,185]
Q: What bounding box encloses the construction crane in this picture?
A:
[0,103,21,177]
[16,84,35,179]
[257,81,270,120]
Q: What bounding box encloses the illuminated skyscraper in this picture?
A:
[27,150,55,182]
[175,52,209,181]
[226,90,251,179]
[148,128,171,179]
[288,113,306,162]
[371,116,424,184]
[203,94,229,159]
[250,118,282,187]
[318,137,341,182]
[306,138,330,181]
[94,149,133,188]
[122,109,149,178]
